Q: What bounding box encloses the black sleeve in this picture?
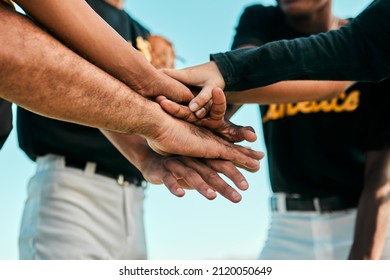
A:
[231,5,269,50]
[0,99,12,149]
[363,80,390,150]
[212,0,390,91]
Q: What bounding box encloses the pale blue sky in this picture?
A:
[0,0,372,259]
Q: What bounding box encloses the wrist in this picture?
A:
[126,99,171,140]
[127,58,161,96]
[208,61,226,89]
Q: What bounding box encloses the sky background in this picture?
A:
[0,0,372,259]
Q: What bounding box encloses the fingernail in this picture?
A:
[207,188,216,195]
[246,126,255,133]
[195,108,206,118]
[240,180,249,190]
[189,102,199,112]
[232,192,241,201]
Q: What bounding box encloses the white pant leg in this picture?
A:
[18,155,146,260]
[259,211,317,260]
[312,209,390,259]
[259,208,390,260]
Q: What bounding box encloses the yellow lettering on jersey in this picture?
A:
[343,90,360,111]
[263,103,285,122]
[262,90,361,123]
[286,103,299,116]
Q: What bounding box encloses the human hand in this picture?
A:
[141,151,252,203]
[162,61,225,117]
[156,87,257,143]
[146,109,263,172]
[101,131,256,203]
[135,70,195,104]
[136,35,190,103]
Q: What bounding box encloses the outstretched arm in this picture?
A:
[162,64,353,118]
[349,148,390,259]
[163,0,389,115]
[226,80,354,104]
[14,0,193,103]
[0,4,155,134]
[212,0,390,91]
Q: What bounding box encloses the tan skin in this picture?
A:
[92,0,262,202]
[349,149,390,259]
[161,0,390,258]
[13,0,258,145]
[103,131,258,202]
[0,3,265,202]
[105,0,124,9]
[14,0,190,103]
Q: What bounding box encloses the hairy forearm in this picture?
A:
[0,6,164,137]
[226,80,353,105]
[14,0,158,92]
[349,149,390,260]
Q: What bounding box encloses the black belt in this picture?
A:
[65,158,144,187]
[271,194,357,213]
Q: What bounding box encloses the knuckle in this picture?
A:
[206,171,219,181]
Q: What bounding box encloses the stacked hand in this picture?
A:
[156,87,257,145]
[139,146,255,203]
[113,56,264,202]
[161,62,226,118]
[102,132,262,203]
[140,62,265,201]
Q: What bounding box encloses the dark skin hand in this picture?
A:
[102,132,260,203]
[141,154,250,203]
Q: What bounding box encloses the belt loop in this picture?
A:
[84,162,97,176]
[276,193,287,214]
[117,175,129,187]
[314,197,321,213]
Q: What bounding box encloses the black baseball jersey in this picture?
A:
[0,99,12,149]
[17,0,152,180]
[232,4,390,203]
[214,0,390,91]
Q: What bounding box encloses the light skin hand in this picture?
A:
[156,87,257,143]
[163,57,353,113]
[102,131,251,203]
[163,61,225,115]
